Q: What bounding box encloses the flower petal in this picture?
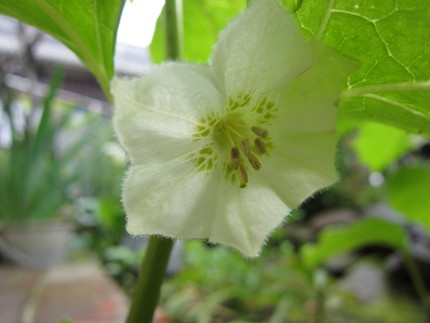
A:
[124,158,217,239]
[210,0,312,95]
[274,44,357,134]
[262,132,338,207]
[209,176,289,257]
[124,158,288,257]
[112,63,223,165]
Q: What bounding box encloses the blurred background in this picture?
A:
[1,1,430,322]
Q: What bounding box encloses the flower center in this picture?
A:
[216,117,270,188]
[192,93,277,188]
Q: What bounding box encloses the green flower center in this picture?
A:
[192,93,277,188]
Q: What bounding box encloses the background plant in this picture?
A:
[0,69,89,223]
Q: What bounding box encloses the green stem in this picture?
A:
[126,237,174,323]
[246,0,252,7]
[313,269,327,323]
[314,288,325,323]
[165,0,181,61]
[402,251,429,318]
[126,1,181,322]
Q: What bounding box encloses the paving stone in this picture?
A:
[0,262,129,323]
[0,267,39,323]
[35,262,129,323]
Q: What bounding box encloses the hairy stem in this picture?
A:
[165,0,181,61]
[126,237,174,323]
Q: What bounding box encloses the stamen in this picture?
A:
[238,165,248,188]
[247,153,261,170]
[254,138,267,155]
[240,138,251,157]
[230,147,240,170]
[251,126,268,138]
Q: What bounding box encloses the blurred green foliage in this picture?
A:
[353,122,411,172]
[301,218,409,269]
[386,165,430,235]
[0,70,88,223]
[159,241,423,322]
[73,118,126,248]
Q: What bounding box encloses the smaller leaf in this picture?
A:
[353,122,410,171]
[301,217,409,269]
[385,165,430,234]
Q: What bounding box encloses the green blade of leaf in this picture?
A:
[0,0,126,98]
[295,0,430,137]
[301,217,409,269]
[32,67,64,160]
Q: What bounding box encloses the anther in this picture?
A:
[240,94,251,106]
[240,138,252,157]
[251,126,268,138]
[238,165,248,188]
[230,147,240,170]
[254,138,267,155]
[247,153,261,170]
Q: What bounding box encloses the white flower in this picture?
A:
[112,0,355,257]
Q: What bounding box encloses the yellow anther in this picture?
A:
[251,126,268,138]
[231,147,240,170]
[247,153,261,170]
[254,138,267,155]
[238,165,248,188]
[240,138,252,157]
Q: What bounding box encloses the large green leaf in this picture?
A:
[301,217,409,268]
[385,165,430,234]
[150,0,244,63]
[0,0,125,97]
[294,0,430,137]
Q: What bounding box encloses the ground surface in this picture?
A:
[0,261,129,323]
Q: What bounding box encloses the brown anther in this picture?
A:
[238,165,248,188]
[240,138,252,157]
[247,153,261,170]
[254,138,267,155]
[230,147,240,170]
[251,126,268,138]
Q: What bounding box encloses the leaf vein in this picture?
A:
[317,0,336,40]
[363,93,430,121]
[332,8,416,79]
[342,81,430,98]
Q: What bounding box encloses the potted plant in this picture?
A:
[0,70,83,269]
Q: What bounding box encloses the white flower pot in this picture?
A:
[0,220,74,269]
